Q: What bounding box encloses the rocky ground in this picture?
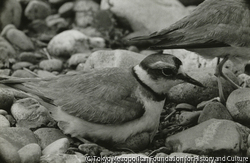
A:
[1,0,250,162]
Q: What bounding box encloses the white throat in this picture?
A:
[133,65,178,95]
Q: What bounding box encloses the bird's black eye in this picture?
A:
[162,68,175,76]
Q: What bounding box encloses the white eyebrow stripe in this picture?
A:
[149,61,175,69]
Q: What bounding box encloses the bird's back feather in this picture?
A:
[0,68,145,124]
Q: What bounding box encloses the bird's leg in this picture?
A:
[215,56,240,89]
[215,56,241,104]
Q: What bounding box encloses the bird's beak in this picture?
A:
[177,67,205,87]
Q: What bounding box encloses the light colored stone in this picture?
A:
[0,127,38,150]
[68,53,89,67]
[84,50,145,70]
[101,0,189,33]
[39,59,63,72]
[226,88,250,128]
[198,101,233,124]
[178,111,201,126]
[58,2,74,17]
[0,114,10,127]
[165,119,250,156]
[1,24,35,51]
[12,62,33,70]
[74,0,100,27]
[25,0,51,20]
[0,109,7,116]
[0,137,21,163]
[40,153,86,163]
[34,128,68,149]
[42,138,70,156]
[11,98,54,129]
[0,36,16,58]
[47,30,91,57]
[12,69,37,78]
[18,143,41,163]
[37,70,56,78]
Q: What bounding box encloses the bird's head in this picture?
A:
[133,53,204,95]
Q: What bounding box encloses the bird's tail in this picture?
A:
[0,76,55,106]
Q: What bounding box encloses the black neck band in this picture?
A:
[131,67,166,101]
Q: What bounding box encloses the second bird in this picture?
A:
[130,0,250,103]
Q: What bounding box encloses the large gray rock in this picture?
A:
[226,88,250,128]
[34,128,69,149]
[101,0,189,33]
[0,127,38,150]
[198,101,233,124]
[165,119,250,156]
[167,67,238,106]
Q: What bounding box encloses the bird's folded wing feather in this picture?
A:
[148,24,250,49]
[0,68,145,124]
[130,0,250,47]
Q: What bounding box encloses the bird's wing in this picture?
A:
[148,24,250,49]
[0,68,145,124]
[130,0,250,46]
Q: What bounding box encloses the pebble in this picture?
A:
[175,103,196,111]
[42,138,70,156]
[89,37,106,48]
[37,70,56,78]
[58,2,74,17]
[12,69,37,78]
[40,153,86,163]
[0,0,22,30]
[19,52,44,64]
[165,119,250,156]
[0,114,10,127]
[0,88,14,110]
[18,143,42,163]
[11,98,54,129]
[0,36,16,58]
[46,15,69,29]
[198,101,233,124]
[167,67,238,106]
[39,59,63,72]
[25,0,51,20]
[34,128,69,149]
[0,109,7,116]
[47,30,91,57]
[68,53,89,67]
[1,24,35,51]
[5,114,16,126]
[12,62,33,70]
[0,69,11,76]
[226,88,250,127]
[178,111,202,126]
[0,137,21,163]
[0,127,38,150]
[101,0,188,33]
[84,50,145,71]
[74,0,100,27]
